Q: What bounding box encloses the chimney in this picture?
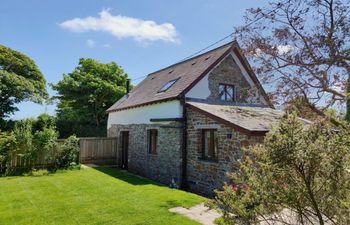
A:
[126,79,131,96]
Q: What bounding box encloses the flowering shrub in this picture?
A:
[212,114,350,225]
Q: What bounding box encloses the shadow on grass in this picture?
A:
[92,167,165,186]
[164,200,186,208]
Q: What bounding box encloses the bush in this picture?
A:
[0,131,16,173]
[12,120,34,167]
[33,126,59,166]
[55,135,79,169]
[1,118,82,175]
[212,114,350,225]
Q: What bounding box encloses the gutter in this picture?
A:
[150,118,184,122]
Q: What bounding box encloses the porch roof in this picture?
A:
[186,100,310,136]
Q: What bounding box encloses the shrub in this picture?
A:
[0,131,16,174]
[212,114,350,225]
[12,119,34,167]
[55,135,79,169]
[33,126,59,166]
[1,118,81,174]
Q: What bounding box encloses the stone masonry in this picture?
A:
[108,123,183,187]
[207,55,253,103]
[186,108,264,196]
[107,54,267,196]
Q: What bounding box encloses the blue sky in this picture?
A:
[0,0,268,119]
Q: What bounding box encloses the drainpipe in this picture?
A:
[180,95,188,190]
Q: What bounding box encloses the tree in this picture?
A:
[32,113,56,132]
[212,114,350,225]
[52,58,128,137]
[284,96,322,120]
[0,45,47,122]
[234,0,350,121]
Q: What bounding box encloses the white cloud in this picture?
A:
[60,9,179,43]
[277,45,292,55]
[86,39,96,48]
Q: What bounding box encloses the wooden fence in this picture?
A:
[8,140,65,168]
[8,137,118,168]
[79,137,118,165]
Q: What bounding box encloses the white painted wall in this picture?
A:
[185,74,210,99]
[107,100,183,128]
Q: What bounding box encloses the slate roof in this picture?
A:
[186,100,311,135]
[107,41,273,112]
[107,42,234,112]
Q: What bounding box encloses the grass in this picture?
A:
[0,167,205,225]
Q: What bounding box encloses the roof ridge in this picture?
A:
[147,40,236,77]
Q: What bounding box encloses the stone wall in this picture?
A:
[207,55,261,104]
[108,123,183,187]
[186,108,264,196]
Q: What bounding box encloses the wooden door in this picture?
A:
[121,131,129,169]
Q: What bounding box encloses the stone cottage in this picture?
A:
[107,41,283,196]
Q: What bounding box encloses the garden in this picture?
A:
[0,115,79,176]
[0,167,205,225]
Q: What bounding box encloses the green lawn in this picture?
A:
[0,167,205,225]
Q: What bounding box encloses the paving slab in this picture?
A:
[169,203,221,225]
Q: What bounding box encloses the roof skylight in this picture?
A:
[158,78,179,92]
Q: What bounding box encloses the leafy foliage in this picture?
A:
[0,131,16,173]
[213,114,350,225]
[0,45,47,121]
[33,126,59,165]
[55,135,79,169]
[51,58,129,137]
[0,117,79,175]
[32,113,56,132]
[12,119,34,165]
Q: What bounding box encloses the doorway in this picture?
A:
[120,131,129,169]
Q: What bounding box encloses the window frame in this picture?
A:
[219,83,235,102]
[147,129,158,155]
[201,129,218,162]
[158,78,180,92]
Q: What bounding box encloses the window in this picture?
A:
[219,84,235,101]
[158,78,179,92]
[201,129,218,161]
[148,129,158,154]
